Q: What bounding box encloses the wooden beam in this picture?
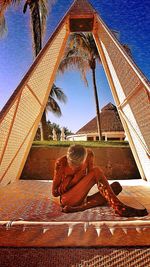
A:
[1,20,70,185]
[26,84,43,107]
[118,109,150,157]
[0,91,22,166]
[15,21,70,183]
[93,28,145,180]
[95,16,150,95]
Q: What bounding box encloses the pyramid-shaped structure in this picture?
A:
[0,0,150,185]
[76,103,124,134]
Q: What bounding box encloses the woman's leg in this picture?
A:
[86,181,122,206]
[62,167,148,217]
[94,167,148,217]
[62,181,122,212]
[61,170,97,207]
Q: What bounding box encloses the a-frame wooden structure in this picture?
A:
[0,0,150,186]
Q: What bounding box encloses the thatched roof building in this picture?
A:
[67,103,125,141]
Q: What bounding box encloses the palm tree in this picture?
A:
[59,33,132,141]
[41,84,67,140]
[0,0,68,140]
[59,32,103,140]
[0,1,54,49]
[0,1,47,45]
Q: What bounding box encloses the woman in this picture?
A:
[52,144,148,217]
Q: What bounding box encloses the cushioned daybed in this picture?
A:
[0,179,150,247]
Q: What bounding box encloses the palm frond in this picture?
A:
[23,2,28,13]
[0,0,21,37]
[81,68,89,86]
[39,0,48,37]
[69,33,100,62]
[122,44,132,57]
[0,13,7,37]
[47,0,56,12]
[38,0,56,37]
[58,32,102,86]
[46,96,62,117]
[58,51,90,85]
[51,84,67,103]
[0,0,21,12]
[69,33,91,57]
[59,54,89,73]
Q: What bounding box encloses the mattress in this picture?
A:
[0,180,150,247]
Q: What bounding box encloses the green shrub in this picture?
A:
[32,140,129,148]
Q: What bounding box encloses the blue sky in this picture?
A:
[0,0,150,133]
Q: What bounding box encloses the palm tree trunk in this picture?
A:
[29,0,48,140]
[29,0,42,57]
[41,110,49,140]
[91,67,102,141]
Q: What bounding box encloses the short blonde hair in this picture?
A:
[67,144,87,166]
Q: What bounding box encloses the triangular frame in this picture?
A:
[0,0,150,185]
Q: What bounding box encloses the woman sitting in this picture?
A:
[52,144,148,217]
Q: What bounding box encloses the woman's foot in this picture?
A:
[111,181,122,195]
[62,205,82,213]
[61,201,94,213]
[62,202,148,217]
[115,205,148,217]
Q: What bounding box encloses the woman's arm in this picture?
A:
[52,159,62,197]
[87,149,94,171]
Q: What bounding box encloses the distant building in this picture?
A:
[67,103,125,141]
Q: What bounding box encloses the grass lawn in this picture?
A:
[33,140,129,148]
